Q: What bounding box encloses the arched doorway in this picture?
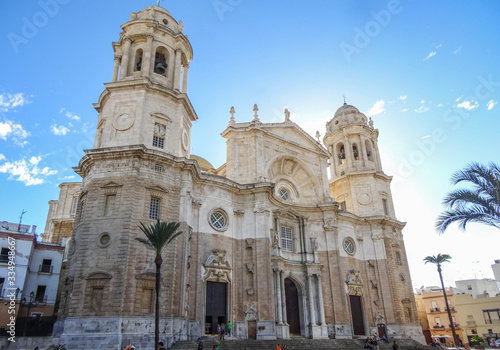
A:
[284,278,301,335]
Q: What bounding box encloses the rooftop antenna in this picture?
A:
[342,94,347,105]
[18,209,27,232]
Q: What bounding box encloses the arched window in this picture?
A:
[154,47,169,76]
[365,140,374,161]
[337,143,346,165]
[352,143,359,160]
[135,49,143,72]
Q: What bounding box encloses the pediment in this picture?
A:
[260,123,329,157]
[274,207,307,219]
[145,185,169,197]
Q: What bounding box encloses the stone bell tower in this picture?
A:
[56,7,197,349]
[93,5,196,158]
[323,103,396,218]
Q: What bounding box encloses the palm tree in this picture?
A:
[436,162,500,233]
[423,254,458,345]
[136,220,183,350]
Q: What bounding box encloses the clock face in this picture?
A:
[113,113,135,131]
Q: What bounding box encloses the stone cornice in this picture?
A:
[74,145,275,195]
[93,79,198,121]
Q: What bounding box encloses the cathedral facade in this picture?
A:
[48,5,424,349]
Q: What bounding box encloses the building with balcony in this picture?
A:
[415,286,464,345]
[0,221,64,335]
[454,293,500,345]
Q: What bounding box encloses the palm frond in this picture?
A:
[436,208,500,233]
[137,219,183,254]
[437,162,500,233]
[424,254,451,265]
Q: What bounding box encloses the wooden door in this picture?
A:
[205,282,227,335]
[349,295,365,335]
[285,278,301,335]
[248,320,256,339]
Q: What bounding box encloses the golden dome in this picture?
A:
[190,154,215,172]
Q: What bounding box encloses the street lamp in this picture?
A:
[22,291,38,336]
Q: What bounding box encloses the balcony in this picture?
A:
[445,307,455,312]
[39,264,53,274]
[430,307,441,312]
[0,254,8,263]
[433,324,445,329]
[467,321,476,327]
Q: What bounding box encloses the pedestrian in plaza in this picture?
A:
[392,340,400,350]
[227,320,232,336]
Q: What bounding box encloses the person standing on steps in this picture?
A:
[276,343,281,350]
[392,340,401,350]
[227,320,231,336]
[197,341,203,350]
[158,341,165,349]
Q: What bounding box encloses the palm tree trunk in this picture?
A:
[155,254,162,350]
[438,265,458,345]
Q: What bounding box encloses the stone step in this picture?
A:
[168,337,433,350]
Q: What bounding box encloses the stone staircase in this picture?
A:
[168,336,433,350]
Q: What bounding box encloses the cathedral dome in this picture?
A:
[325,103,369,136]
[190,155,215,172]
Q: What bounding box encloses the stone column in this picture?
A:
[316,274,326,325]
[274,269,283,324]
[280,271,287,324]
[173,49,182,91]
[112,55,121,82]
[119,37,132,80]
[181,64,189,93]
[143,35,154,77]
[307,273,316,325]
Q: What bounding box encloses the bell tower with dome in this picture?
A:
[93,5,196,158]
[324,103,396,218]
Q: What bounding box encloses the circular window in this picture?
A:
[209,209,228,231]
[279,188,289,201]
[97,232,111,248]
[343,237,356,255]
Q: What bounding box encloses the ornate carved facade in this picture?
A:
[44,5,425,349]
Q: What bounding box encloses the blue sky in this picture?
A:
[1,0,499,289]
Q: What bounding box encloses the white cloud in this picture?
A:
[437,103,444,107]
[423,51,436,61]
[487,100,497,110]
[0,120,30,146]
[455,96,461,102]
[51,124,70,135]
[0,92,31,112]
[415,106,430,113]
[415,100,430,113]
[60,108,80,121]
[401,108,409,112]
[66,111,80,121]
[454,45,463,54]
[457,100,479,110]
[399,95,407,101]
[0,155,58,186]
[365,100,385,116]
[63,175,75,180]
